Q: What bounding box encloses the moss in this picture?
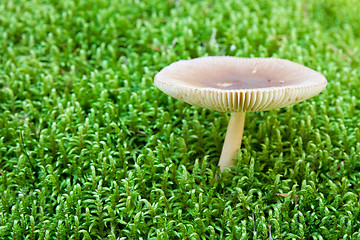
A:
[0,0,360,239]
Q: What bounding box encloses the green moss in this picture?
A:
[0,0,360,239]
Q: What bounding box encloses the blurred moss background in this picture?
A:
[0,0,359,239]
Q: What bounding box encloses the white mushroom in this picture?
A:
[155,56,327,172]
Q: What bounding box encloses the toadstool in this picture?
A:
[154,56,327,172]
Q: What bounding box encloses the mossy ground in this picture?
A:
[0,0,360,239]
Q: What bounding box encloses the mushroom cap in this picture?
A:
[154,56,327,112]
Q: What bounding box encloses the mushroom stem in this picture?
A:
[218,112,246,172]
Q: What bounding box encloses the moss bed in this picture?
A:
[0,0,360,239]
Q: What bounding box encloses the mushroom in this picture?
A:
[154,56,327,172]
